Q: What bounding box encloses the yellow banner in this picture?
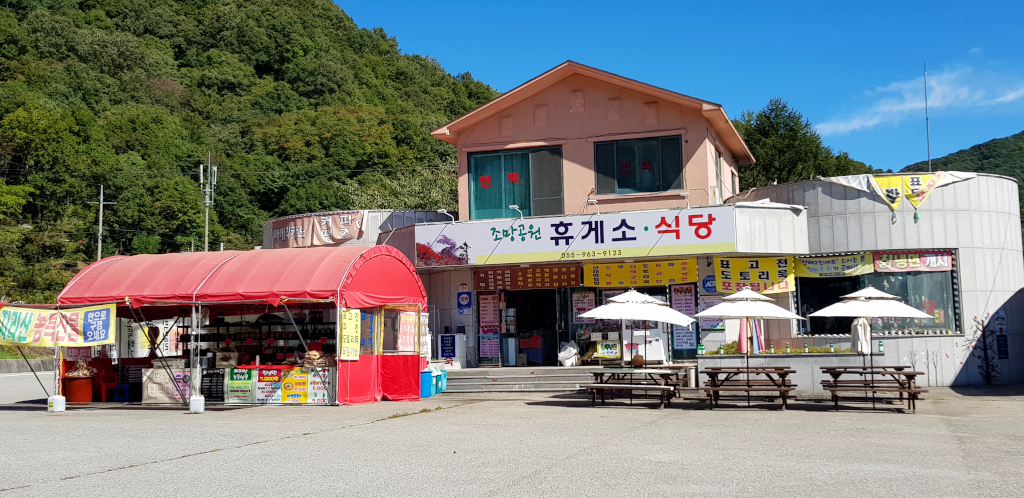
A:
[0,304,116,347]
[714,256,794,294]
[281,368,309,403]
[338,308,361,361]
[795,253,874,278]
[871,176,903,211]
[583,259,697,287]
[903,172,944,209]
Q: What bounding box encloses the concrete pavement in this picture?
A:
[1,372,1022,497]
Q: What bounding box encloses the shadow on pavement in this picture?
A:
[950,384,1024,397]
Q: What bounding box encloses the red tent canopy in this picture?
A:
[57,245,427,309]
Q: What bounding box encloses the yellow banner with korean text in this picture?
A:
[583,259,697,288]
[0,304,116,347]
[338,308,361,360]
[871,176,904,211]
[714,256,794,294]
[795,253,874,278]
[903,172,944,209]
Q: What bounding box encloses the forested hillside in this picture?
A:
[902,131,1024,209]
[0,0,498,302]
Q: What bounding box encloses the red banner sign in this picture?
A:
[270,211,364,248]
[874,250,953,272]
[475,264,581,291]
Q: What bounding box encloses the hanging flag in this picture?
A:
[903,172,944,210]
[870,176,904,211]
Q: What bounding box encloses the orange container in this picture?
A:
[64,376,94,403]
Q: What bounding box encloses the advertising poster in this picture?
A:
[594,341,621,358]
[478,294,501,327]
[795,253,874,278]
[0,303,116,347]
[699,297,725,330]
[670,284,698,349]
[226,368,255,403]
[440,335,456,358]
[419,312,431,359]
[572,290,596,324]
[397,312,418,352]
[475,265,581,291]
[584,259,697,287]
[480,329,500,358]
[270,211,364,248]
[254,368,283,404]
[307,368,334,404]
[143,368,189,403]
[874,251,953,272]
[339,309,361,360]
[415,206,736,266]
[714,256,794,294]
[281,368,309,404]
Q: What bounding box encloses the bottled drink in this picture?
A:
[785,343,791,354]
[803,343,809,353]
[878,340,884,353]
[829,342,834,353]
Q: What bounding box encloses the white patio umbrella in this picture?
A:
[694,288,805,406]
[579,291,694,365]
[807,286,933,407]
[808,286,932,354]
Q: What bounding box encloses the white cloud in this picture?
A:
[817,67,1024,136]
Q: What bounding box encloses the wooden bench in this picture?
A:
[700,367,797,410]
[819,367,927,413]
[581,383,675,409]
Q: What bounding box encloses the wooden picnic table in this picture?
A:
[700,366,797,410]
[581,368,678,409]
[820,366,927,413]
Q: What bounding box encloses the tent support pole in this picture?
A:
[19,346,50,398]
[52,345,61,397]
[128,305,188,404]
[283,302,336,405]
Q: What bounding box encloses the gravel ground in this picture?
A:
[1,372,1022,497]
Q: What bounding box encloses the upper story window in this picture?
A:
[594,135,682,195]
[469,146,564,220]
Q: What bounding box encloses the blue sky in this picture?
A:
[339,1,1024,171]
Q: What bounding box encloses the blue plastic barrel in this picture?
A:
[420,370,434,398]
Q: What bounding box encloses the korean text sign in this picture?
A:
[795,253,874,278]
[874,251,952,272]
[714,256,794,294]
[338,308,361,361]
[0,304,116,347]
[415,206,736,266]
[584,259,696,287]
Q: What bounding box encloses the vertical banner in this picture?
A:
[572,290,596,324]
[669,284,697,349]
[338,309,361,360]
[478,293,502,359]
[714,256,794,294]
[419,312,431,359]
[397,312,418,352]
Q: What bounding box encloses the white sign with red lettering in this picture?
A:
[414,205,736,266]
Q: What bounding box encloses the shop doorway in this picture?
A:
[505,289,559,366]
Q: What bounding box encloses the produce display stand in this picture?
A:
[45,245,428,408]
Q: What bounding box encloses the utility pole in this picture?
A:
[89,185,116,261]
[200,153,217,252]
[924,62,932,173]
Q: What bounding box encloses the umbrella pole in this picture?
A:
[746,318,751,408]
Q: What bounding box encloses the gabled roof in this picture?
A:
[432,61,755,165]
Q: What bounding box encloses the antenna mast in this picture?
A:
[924,63,932,172]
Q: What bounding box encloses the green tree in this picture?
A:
[735,98,872,190]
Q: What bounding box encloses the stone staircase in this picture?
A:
[443,366,594,393]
